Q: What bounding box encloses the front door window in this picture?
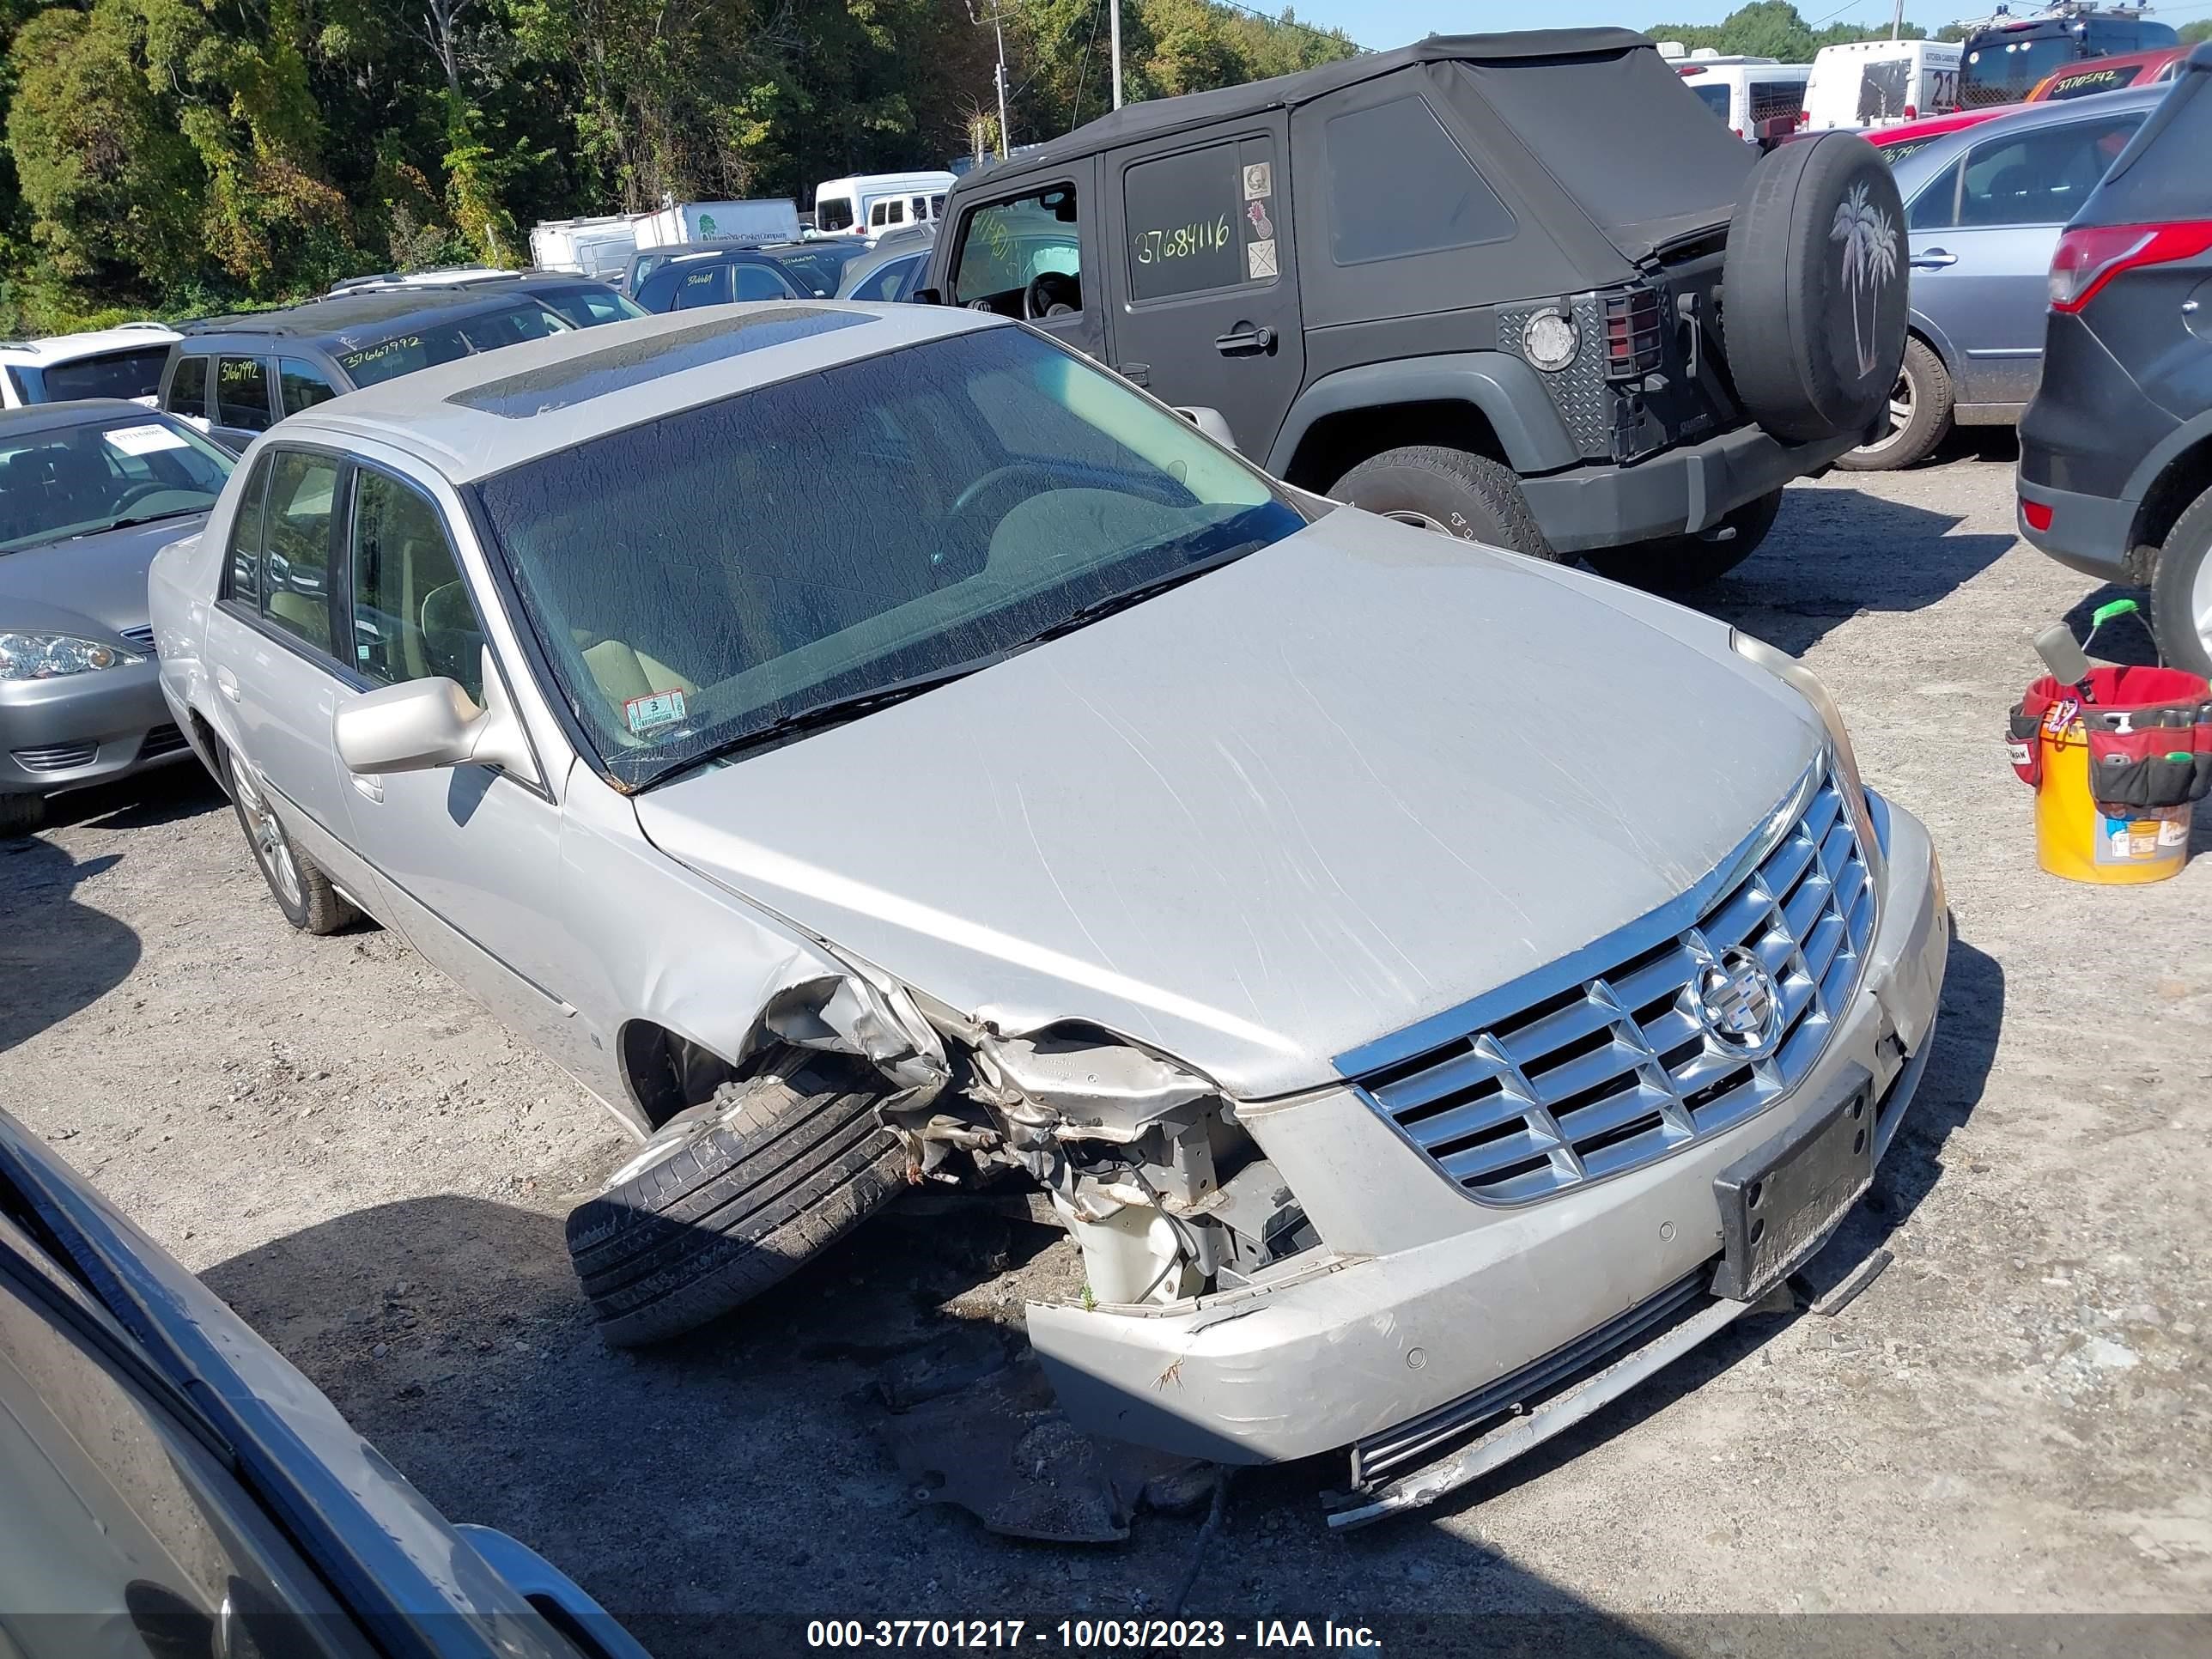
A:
[952,185,1084,321]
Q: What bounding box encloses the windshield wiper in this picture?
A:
[641,650,1014,787]
[1020,540,1263,646]
[76,507,201,538]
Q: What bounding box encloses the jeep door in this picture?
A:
[1103,115,1304,459]
[945,161,1109,362]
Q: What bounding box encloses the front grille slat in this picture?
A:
[1352,766,1875,1205]
[13,741,98,772]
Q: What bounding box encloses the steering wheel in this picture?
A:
[949,462,1066,523]
[1023,271,1080,321]
[112,481,169,513]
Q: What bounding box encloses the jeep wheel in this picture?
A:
[1332,447,1561,562]
[1583,489,1784,592]
[1724,132,1908,445]
[2150,482,2212,679]
[1835,338,1953,473]
[567,1056,912,1347]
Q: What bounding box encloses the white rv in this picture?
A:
[1672,52,1814,143]
[1803,39,1962,130]
[811,171,958,238]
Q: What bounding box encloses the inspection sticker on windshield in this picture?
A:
[104,423,190,457]
[625,689,687,734]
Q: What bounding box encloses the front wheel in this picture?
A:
[2150,482,2212,679]
[1332,446,1562,562]
[1582,489,1784,592]
[0,793,46,839]
[1834,337,1954,473]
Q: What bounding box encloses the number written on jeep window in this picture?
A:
[1133,216,1233,266]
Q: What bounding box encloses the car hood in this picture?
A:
[635,509,1825,1097]
[0,515,206,636]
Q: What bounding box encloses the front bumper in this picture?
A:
[2014,473,2139,582]
[0,659,190,797]
[1519,424,1859,555]
[1030,790,1947,1469]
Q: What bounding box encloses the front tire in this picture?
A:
[567,1056,912,1347]
[0,793,46,838]
[1582,489,1784,592]
[1332,446,1562,562]
[225,750,354,934]
[1835,337,1953,472]
[2150,482,2212,679]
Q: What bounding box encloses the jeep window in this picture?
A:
[1124,139,1275,303]
[952,187,1081,314]
[1954,115,2142,228]
[1325,95,1515,265]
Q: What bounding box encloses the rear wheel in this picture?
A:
[1582,489,1784,592]
[567,1056,912,1347]
[1835,338,1954,472]
[1332,446,1562,562]
[0,793,46,838]
[2150,482,2212,679]
[226,750,354,934]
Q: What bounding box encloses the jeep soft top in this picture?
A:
[929,28,1910,590]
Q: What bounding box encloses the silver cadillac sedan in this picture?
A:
[150,305,1948,1523]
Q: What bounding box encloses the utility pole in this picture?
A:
[1890,0,1905,39]
[1110,0,1124,109]
[994,9,1012,157]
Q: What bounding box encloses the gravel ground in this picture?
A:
[5,438,2210,1650]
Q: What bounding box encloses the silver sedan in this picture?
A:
[152,304,1947,1522]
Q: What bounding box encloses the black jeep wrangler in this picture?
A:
[925,28,1909,588]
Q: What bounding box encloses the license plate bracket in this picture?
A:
[1711,1064,1876,1303]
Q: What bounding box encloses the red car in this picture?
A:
[2026,46,2189,101]
[1864,106,2008,161]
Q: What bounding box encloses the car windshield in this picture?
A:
[0,414,233,552]
[335,302,574,387]
[771,242,871,294]
[1962,33,2076,106]
[470,325,1306,788]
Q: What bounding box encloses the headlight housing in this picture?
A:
[1730,629,1873,817]
[0,632,131,681]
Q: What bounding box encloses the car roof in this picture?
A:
[1882,82,2173,185]
[0,398,167,435]
[177,287,557,348]
[0,322,179,362]
[278,302,994,484]
[963,27,1650,188]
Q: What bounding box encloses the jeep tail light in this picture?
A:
[1602,287,1664,378]
[2049,221,2212,313]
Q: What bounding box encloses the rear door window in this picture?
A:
[215,356,273,433]
[165,355,209,422]
[1122,139,1279,303]
[1956,114,2143,227]
[1324,94,1516,265]
[672,264,733,308]
[278,358,339,416]
[732,263,796,301]
[223,455,270,609]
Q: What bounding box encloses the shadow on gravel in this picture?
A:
[39,760,224,835]
[1698,485,2017,655]
[0,836,137,1054]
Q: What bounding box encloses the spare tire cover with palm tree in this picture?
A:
[1722,132,1908,447]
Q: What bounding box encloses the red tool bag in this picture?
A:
[2009,664,2212,806]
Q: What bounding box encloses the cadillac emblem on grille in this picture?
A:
[1692,945,1782,1058]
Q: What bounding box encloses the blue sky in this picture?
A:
[1282,2,2210,53]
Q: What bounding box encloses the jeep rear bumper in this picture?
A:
[1521,424,1858,553]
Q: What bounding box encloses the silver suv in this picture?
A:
[149,304,1948,1522]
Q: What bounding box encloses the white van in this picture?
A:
[812,171,958,238]
[1803,39,1961,130]
[1673,54,1813,143]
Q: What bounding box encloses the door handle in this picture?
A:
[1214,324,1276,356]
[214,666,240,702]
[352,774,383,804]
[1909,250,1957,270]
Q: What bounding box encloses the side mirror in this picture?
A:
[1174,405,1239,453]
[911,285,944,307]
[334,655,534,780]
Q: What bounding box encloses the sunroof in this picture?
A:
[448,308,874,419]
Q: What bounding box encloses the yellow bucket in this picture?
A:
[2034,715,2191,884]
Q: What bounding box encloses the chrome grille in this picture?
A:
[13,741,98,773]
[118,625,155,655]
[1352,770,1875,1206]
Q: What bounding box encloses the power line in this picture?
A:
[1206,0,1368,52]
